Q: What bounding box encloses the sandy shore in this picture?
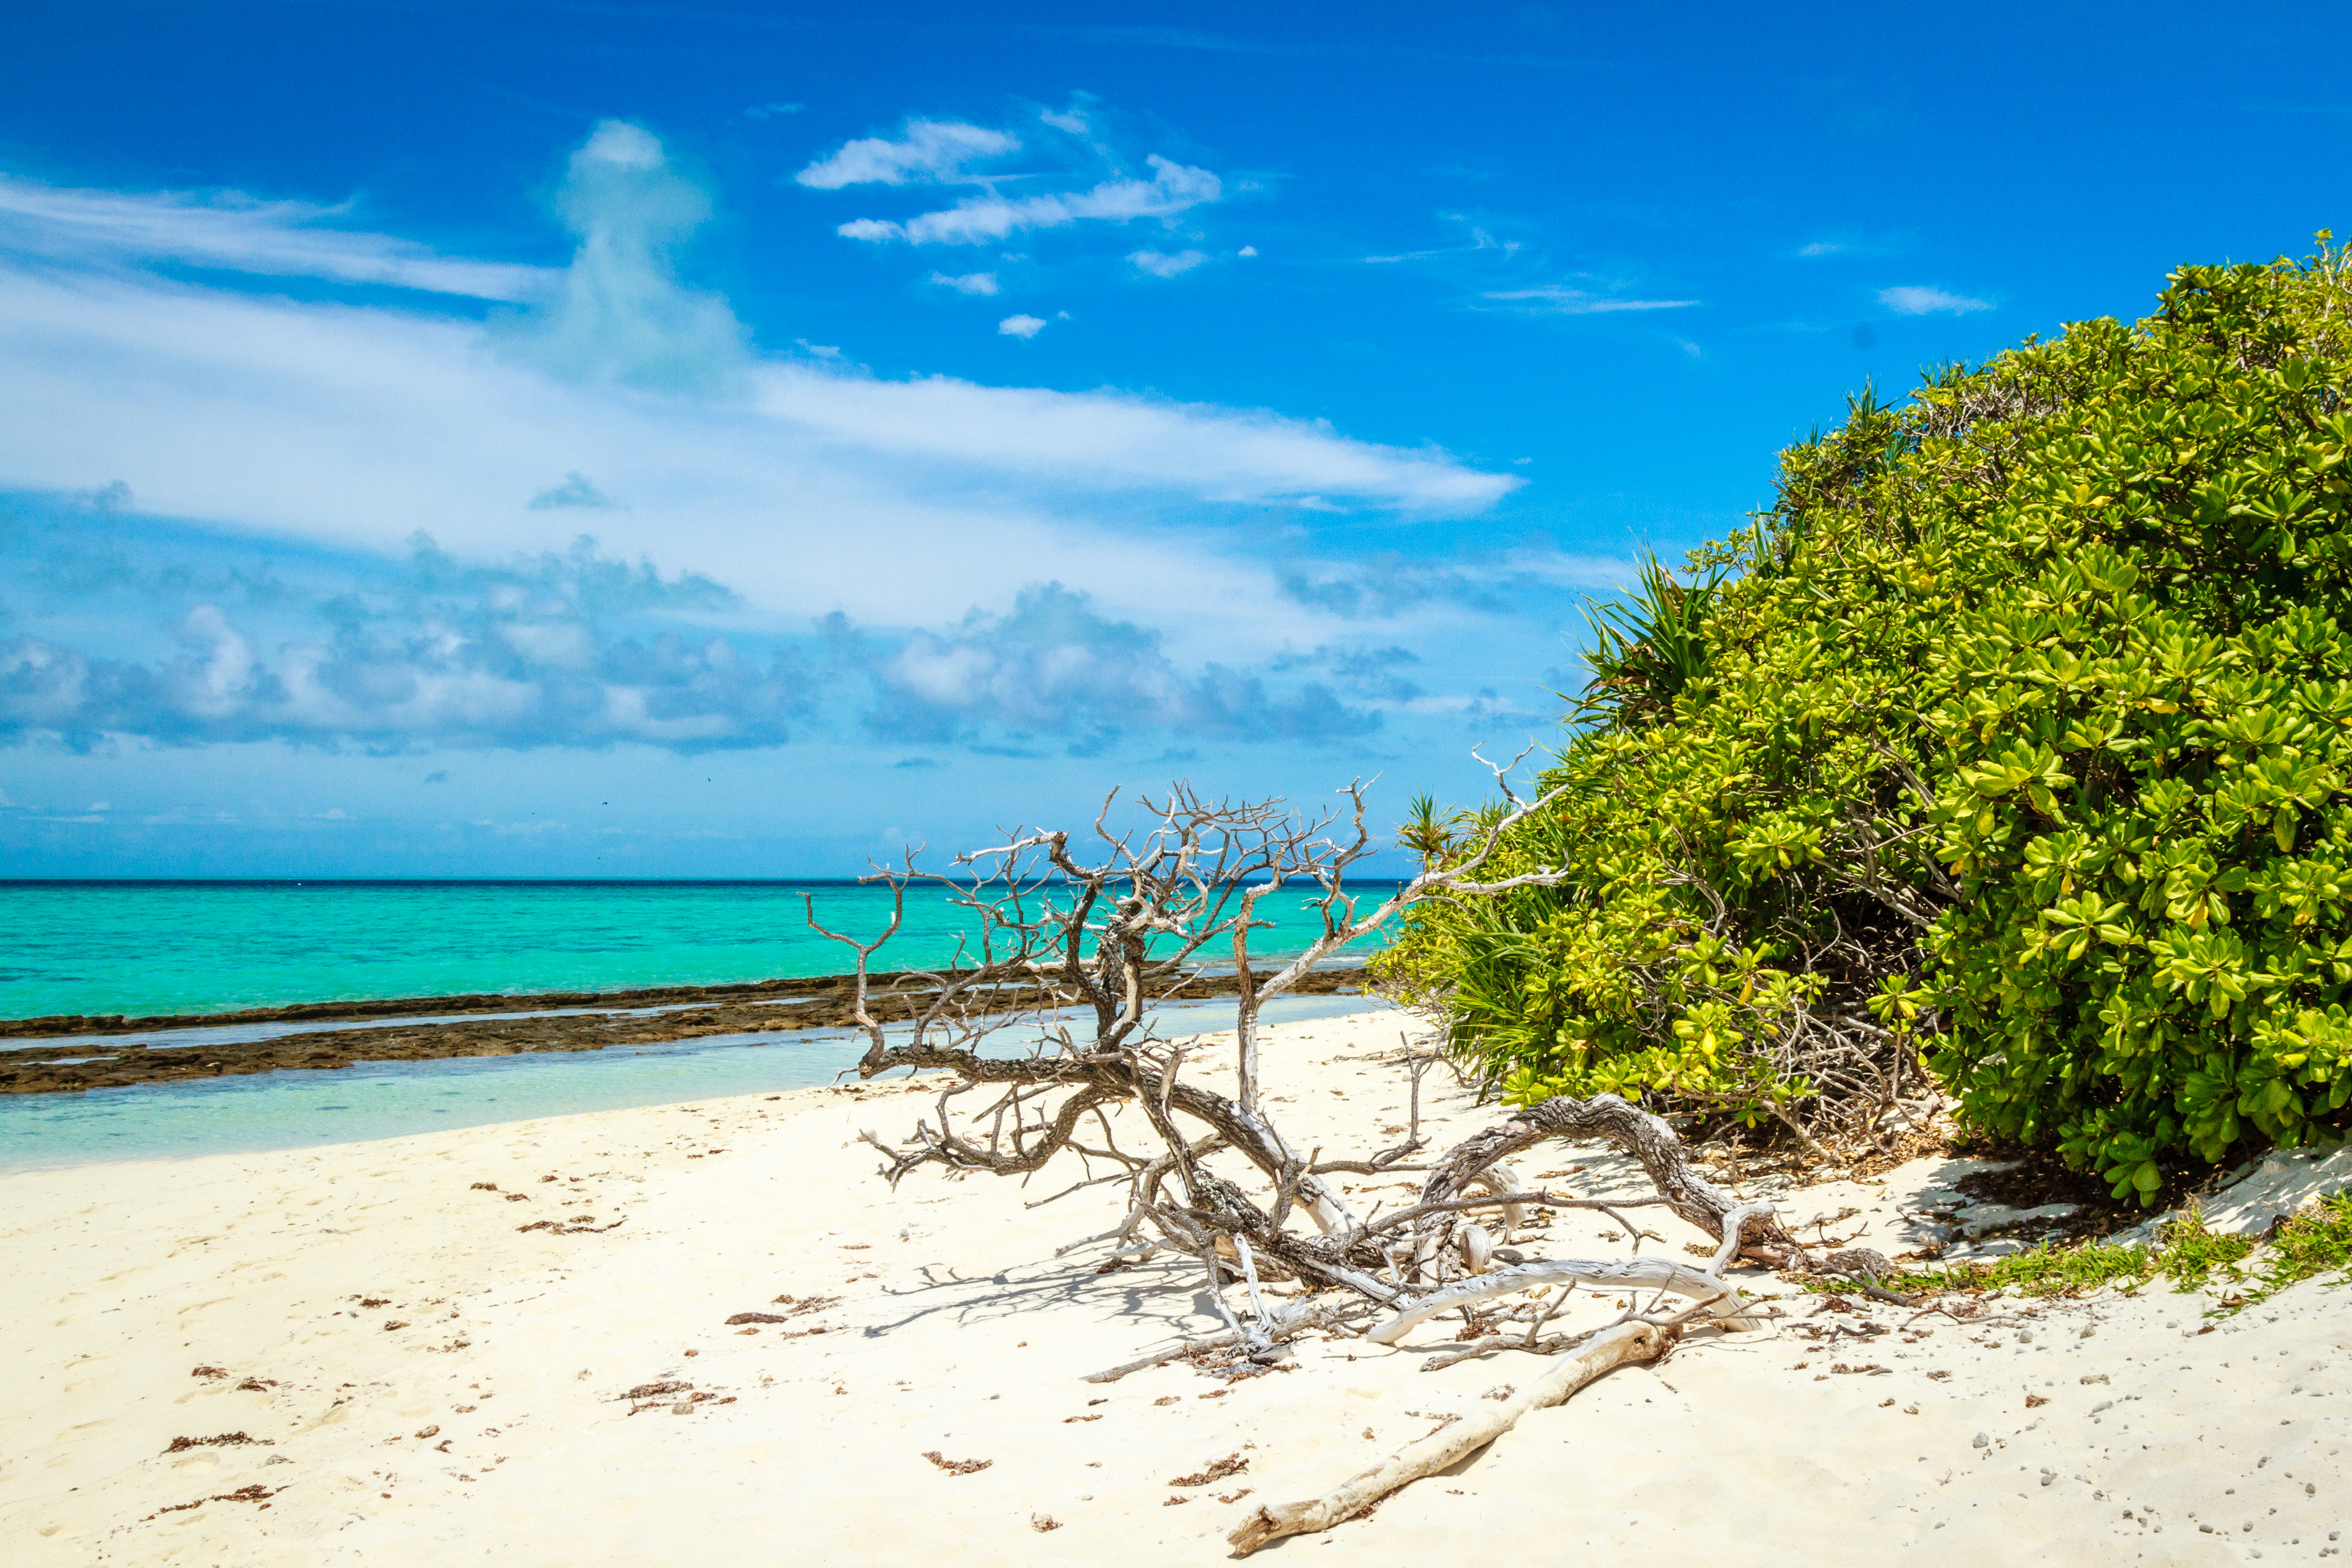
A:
[4,1008,2346,1566]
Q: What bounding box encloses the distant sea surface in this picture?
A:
[0,880,1406,1021]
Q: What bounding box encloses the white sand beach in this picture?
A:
[4,1009,2346,1566]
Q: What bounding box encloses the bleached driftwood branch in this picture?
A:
[816,759,1811,1539]
[1366,1256,1758,1344]
[1226,1320,1676,1555]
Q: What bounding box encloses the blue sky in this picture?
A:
[1,1,2346,877]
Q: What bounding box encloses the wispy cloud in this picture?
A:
[1365,222,1520,265]
[743,371,1514,512]
[838,155,1221,246]
[1278,544,1629,620]
[795,120,1021,189]
[930,270,1000,295]
[997,313,1046,338]
[1878,284,1992,316]
[1129,248,1209,278]
[0,173,549,300]
[1794,231,1907,261]
[0,123,1519,706]
[1481,286,1698,315]
[0,245,1514,629]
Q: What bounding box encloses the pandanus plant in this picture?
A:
[1576,550,1722,728]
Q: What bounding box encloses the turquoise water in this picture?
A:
[0,880,1403,1021]
[0,992,1396,1172]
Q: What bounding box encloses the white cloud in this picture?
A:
[1481,287,1698,315]
[1237,245,1257,257]
[997,313,1046,338]
[1797,240,1848,258]
[796,120,1020,189]
[0,537,804,752]
[865,584,1380,747]
[840,155,1221,247]
[0,264,1511,666]
[1879,284,1993,316]
[506,120,749,395]
[930,270,1000,295]
[1129,248,1208,278]
[0,256,1509,579]
[0,143,1521,691]
[528,471,617,510]
[0,173,550,301]
[746,369,1512,512]
[578,121,662,171]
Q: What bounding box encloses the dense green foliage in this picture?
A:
[1380,239,2352,1196]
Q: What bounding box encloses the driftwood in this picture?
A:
[1082,1299,1352,1384]
[829,761,1800,1301]
[1226,1320,1675,1555]
[818,758,1813,1539]
[1367,1256,1757,1344]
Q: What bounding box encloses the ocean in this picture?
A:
[0,880,1410,1171]
[0,878,1406,1021]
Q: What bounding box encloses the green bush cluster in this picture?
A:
[1379,237,2352,1197]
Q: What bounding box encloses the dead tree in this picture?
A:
[814,754,1807,1543]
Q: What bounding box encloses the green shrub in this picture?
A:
[1379,237,2352,1196]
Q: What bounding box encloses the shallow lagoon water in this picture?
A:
[0,880,1401,1021]
[0,993,1395,1173]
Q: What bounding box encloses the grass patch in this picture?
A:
[1799,1197,2352,1312]
[1803,1242,2152,1301]
[2153,1207,2256,1291]
[2249,1192,2352,1306]
[1978,1240,2161,1298]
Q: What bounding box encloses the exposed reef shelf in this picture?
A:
[0,965,1375,1097]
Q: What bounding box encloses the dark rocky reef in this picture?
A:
[0,966,1372,1096]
